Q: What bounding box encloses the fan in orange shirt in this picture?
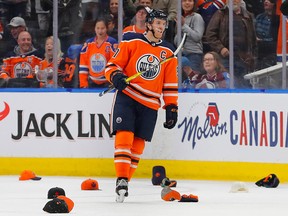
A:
[38,36,72,88]
[0,31,42,80]
[123,5,149,34]
[79,16,118,88]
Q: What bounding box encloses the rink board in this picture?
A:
[0,90,287,181]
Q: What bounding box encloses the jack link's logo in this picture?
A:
[178,102,228,149]
[0,102,10,120]
[136,54,160,80]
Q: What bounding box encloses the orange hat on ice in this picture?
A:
[19,170,41,181]
[57,195,74,213]
[81,178,99,190]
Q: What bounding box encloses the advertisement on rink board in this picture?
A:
[0,92,287,163]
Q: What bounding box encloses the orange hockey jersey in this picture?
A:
[79,36,118,88]
[105,33,178,111]
[1,55,42,78]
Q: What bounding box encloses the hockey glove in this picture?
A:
[163,105,178,129]
[110,71,128,91]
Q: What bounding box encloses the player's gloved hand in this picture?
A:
[163,105,178,129]
[110,71,128,91]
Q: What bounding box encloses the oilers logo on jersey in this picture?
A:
[90,53,106,73]
[136,54,160,80]
[14,62,32,78]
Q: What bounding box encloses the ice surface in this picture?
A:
[0,176,286,215]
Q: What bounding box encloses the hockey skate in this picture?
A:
[115,178,128,203]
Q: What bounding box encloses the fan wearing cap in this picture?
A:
[2,17,28,53]
[105,9,178,203]
[7,17,27,42]
[123,6,149,34]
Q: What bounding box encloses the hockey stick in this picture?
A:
[99,33,187,97]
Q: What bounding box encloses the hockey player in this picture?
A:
[105,9,178,203]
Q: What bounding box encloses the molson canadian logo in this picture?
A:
[178,102,227,149]
[178,102,288,149]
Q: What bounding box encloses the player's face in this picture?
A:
[17,32,32,53]
[45,38,53,58]
[95,21,107,38]
[150,18,167,39]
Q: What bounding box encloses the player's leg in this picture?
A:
[114,130,134,202]
[128,137,145,181]
[111,92,136,202]
[128,102,157,181]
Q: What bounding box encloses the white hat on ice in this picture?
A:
[229,181,249,193]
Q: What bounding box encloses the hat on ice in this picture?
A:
[57,195,74,212]
[48,187,66,199]
[161,177,177,188]
[81,178,99,190]
[152,166,166,185]
[230,181,249,193]
[255,174,280,188]
[43,198,69,213]
[19,170,41,181]
[161,187,181,201]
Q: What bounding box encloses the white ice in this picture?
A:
[0,176,286,215]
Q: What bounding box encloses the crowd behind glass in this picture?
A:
[0,0,286,89]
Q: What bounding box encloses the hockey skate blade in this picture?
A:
[116,189,127,203]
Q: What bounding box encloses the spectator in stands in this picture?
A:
[152,0,177,43]
[197,0,226,27]
[0,0,28,25]
[196,0,226,52]
[255,0,279,70]
[79,17,118,88]
[205,0,257,88]
[5,17,27,48]
[182,51,230,89]
[80,0,101,43]
[82,0,101,21]
[0,31,42,87]
[175,0,205,73]
[38,36,76,88]
[123,5,148,34]
[281,0,288,15]
[35,0,50,35]
[40,0,83,54]
[243,0,265,16]
[106,14,118,40]
[138,0,153,7]
[109,0,136,30]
